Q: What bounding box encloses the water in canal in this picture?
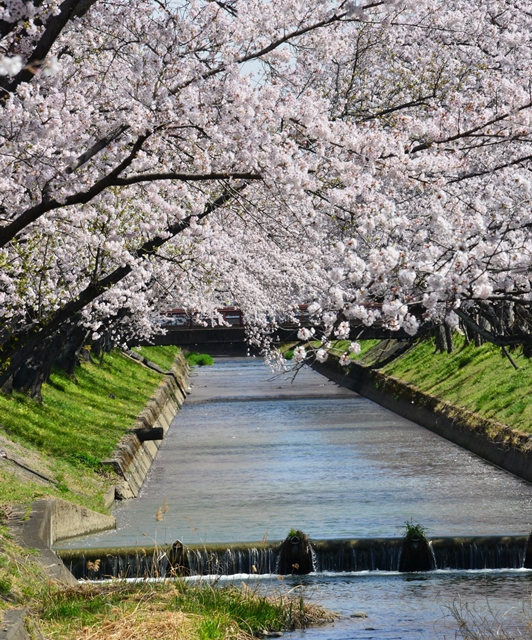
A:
[58,358,532,638]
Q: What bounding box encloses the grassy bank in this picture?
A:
[0,521,333,639]
[283,333,532,432]
[133,345,181,371]
[0,346,178,513]
[351,336,532,433]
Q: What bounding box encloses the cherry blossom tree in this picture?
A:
[1,0,532,396]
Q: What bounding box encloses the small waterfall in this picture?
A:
[431,536,528,570]
[185,546,278,575]
[428,541,437,568]
[56,535,530,580]
[312,538,402,572]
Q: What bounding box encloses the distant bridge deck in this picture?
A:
[137,307,412,354]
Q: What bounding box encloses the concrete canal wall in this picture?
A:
[313,359,532,485]
[102,351,189,500]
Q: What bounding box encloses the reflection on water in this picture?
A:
[58,358,532,639]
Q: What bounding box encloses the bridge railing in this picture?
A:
[159,307,244,328]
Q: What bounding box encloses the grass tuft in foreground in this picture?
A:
[37,582,335,640]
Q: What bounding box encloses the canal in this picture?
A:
[57,358,532,638]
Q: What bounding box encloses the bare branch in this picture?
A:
[66,124,131,174]
[113,170,262,186]
[448,153,532,183]
[409,100,532,154]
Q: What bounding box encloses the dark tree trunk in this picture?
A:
[461,320,472,345]
[55,322,90,375]
[91,330,114,363]
[5,332,64,401]
[444,324,454,353]
[434,325,447,353]
[1,319,89,400]
[473,314,484,347]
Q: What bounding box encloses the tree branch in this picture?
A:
[66,124,131,174]
[0,0,99,101]
[454,308,532,346]
[448,153,532,184]
[0,131,151,248]
[113,170,262,186]
[173,2,386,92]
[0,184,246,383]
[409,100,532,154]
[0,149,261,248]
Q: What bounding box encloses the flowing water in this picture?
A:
[57,358,532,638]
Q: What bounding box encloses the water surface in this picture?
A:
[59,358,532,547]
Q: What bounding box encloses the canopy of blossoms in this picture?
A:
[1,0,531,390]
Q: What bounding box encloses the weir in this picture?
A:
[57,534,530,580]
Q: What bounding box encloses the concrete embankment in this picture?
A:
[313,358,532,484]
[102,351,189,499]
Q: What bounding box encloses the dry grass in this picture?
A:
[73,609,192,640]
[447,600,532,640]
[37,581,335,640]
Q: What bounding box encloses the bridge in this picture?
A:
[134,307,413,355]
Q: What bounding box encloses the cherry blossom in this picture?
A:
[0,0,531,391]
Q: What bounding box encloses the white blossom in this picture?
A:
[334,321,350,339]
[0,55,23,76]
[293,346,307,363]
[348,342,361,354]
[297,327,315,340]
[339,352,351,366]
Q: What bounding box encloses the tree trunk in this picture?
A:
[55,322,90,376]
[5,332,64,401]
[444,324,454,353]
[91,330,114,364]
[434,325,446,353]
[1,319,89,400]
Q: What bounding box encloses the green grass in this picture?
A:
[0,467,58,505]
[0,351,162,461]
[0,347,178,511]
[381,335,532,433]
[132,345,179,371]
[0,524,47,612]
[35,582,334,639]
[186,351,214,366]
[173,583,289,636]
